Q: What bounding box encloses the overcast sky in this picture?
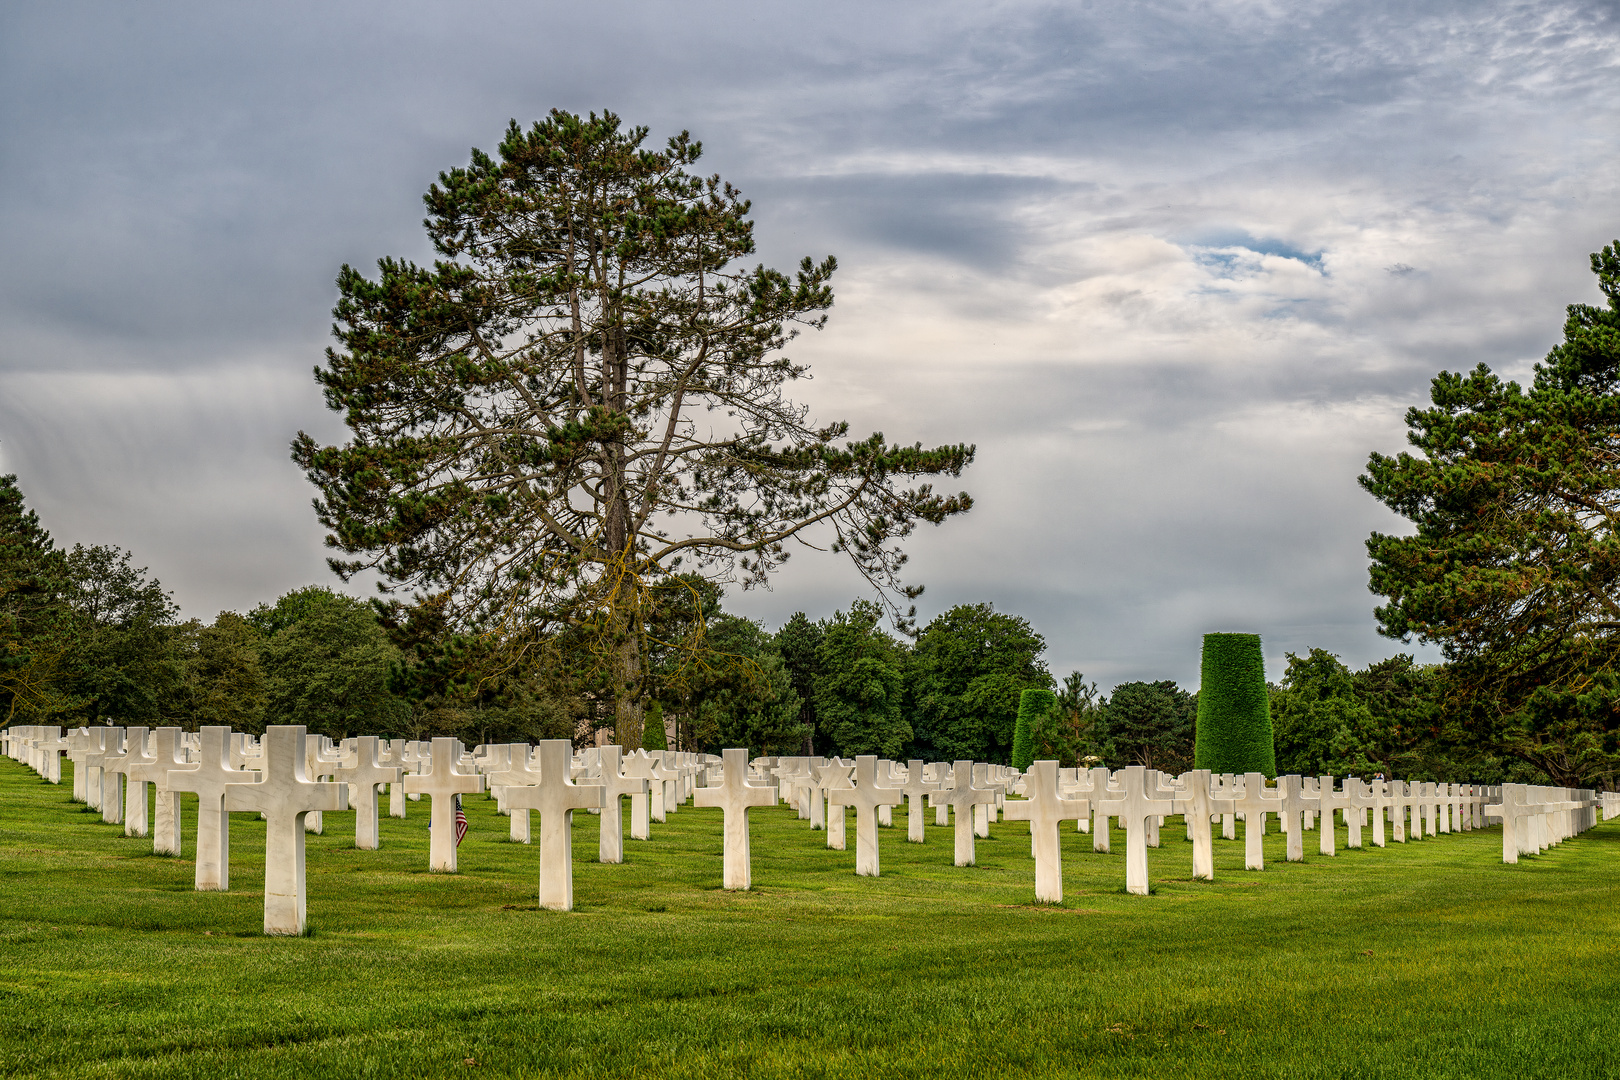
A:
[2,1,1617,690]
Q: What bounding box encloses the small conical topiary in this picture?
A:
[1193,632,1276,776]
[641,701,667,752]
[1012,688,1054,770]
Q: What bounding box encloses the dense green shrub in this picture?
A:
[1193,633,1276,775]
[1012,688,1054,769]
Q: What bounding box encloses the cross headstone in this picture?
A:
[166,726,254,890]
[65,729,93,802]
[378,739,409,817]
[929,763,953,826]
[579,745,646,864]
[693,747,779,890]
[34,727,66,784]
[928,760,997,867]
[331,736,402,851]
[503,740,605,910]
[1224,772,1281,871]
[92,727,129,823]
[403,737,486,872]
[1001,760,1090,901]
[481,743,539,843]
[223,726,345,935]
[828,755,906,876]
[128,727,191,855]
[1094,766,1181,895]
[113,727,153,837]
[1172,769,1238,881]
[621,749,662,840]
[898,758,940,843]
[1485,784,1532,864]
[1316,775,1351,856]
[1271,775,1314,862]
[971,763,1004,838]
[815,759,854,850]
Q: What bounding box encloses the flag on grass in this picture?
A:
[454,794,468,846]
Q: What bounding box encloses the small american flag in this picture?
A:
[453,794,468,847]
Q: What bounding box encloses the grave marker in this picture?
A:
[693,747,780,890]
[828,755,906,876]
[403,737,486,872]
[504,740,605,910]
[1001,760,1090,902]
[223,726,345,935]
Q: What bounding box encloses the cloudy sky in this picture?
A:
[2,1,1617,689]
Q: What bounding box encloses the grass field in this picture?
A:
[2,756,1617,1080]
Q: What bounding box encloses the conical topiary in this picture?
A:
[1193,633,1276,776]
[641,701,667,752]
[1012,688,1053,770]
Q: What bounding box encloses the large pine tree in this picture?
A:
[294,111,974,748]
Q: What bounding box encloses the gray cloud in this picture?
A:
[2,0,1617,689]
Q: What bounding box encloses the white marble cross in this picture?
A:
[971,763,1003,838]
[110,727,154,838]
[66,729,93,802]
[1485,784,1532,864]
[504,740,606,910]
[34,727,66,784]
[1388,781,1411,842]
[1223,772,1280,870]
[580,745,646,864]
[928,760,997,866]
[828,755,906,877]
[693,747,779,890]
[1172,769,1239,881]
[379,739,409,817]
[1340,777,1368,848]
[93,727,129,823]
[223,725,345,935]
[1272,775,1313,862]
[898,758,940,843]
[1001,760,1090,902]
[799,757,830,830]
[481,743,540,843]
[166,726,254,891]
[1086,767,1115,851]
[332,736,402,851]
[1094,766,1181,895]
[621,749,663,840]
[128,727,190,855]
[403,737,486,872]
[815,759,854,850]
[1315,775,1352,856]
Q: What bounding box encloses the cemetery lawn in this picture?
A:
[3,761,1618,1080]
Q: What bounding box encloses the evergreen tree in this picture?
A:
[1105,680,1196,774]
[292,109,974,752]
[0,475,71,723]
[1361,242,1620,785]
[775,611,824,754]
[1012,688,1055,769]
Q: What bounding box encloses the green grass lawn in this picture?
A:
[2,757,1617,1079]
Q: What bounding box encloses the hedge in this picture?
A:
[1012,688,1054,770]
[1193,632,1276,776]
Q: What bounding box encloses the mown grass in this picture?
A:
[2,756,1617,1079]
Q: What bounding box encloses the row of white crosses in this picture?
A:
[4,725,1607,916]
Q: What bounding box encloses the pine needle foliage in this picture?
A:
[291,110,975,748]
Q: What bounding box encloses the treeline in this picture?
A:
[0,473,1572,785]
